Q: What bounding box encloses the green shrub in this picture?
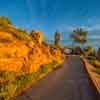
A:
[0,71,16,78]
[0,61,60,100]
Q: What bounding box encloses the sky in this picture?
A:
[0,0,100,40]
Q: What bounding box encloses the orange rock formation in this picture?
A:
[0,20,64,73]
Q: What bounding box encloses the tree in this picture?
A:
[54,31,61,47]
[83,45,96,57]
[70,28,88,46]
[97,48,100,60]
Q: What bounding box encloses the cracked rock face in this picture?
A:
[30,30,43,45]
[0,17,65,100]
[0,29,64,74]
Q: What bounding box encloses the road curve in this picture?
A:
[15,56,100,100]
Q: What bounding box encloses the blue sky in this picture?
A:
[0,0,100,40]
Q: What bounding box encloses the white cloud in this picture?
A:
[59,24,100,32]
[87,17,100,24]
[87,24,100,31]
[72,24,100,32]
[88,35,100,39]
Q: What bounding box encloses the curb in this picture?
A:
[80,56,100,95]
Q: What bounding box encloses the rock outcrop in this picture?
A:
[0,17,64,74]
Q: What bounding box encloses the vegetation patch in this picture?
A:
[0,61,60,100]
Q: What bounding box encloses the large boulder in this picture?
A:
[30,30,43,45]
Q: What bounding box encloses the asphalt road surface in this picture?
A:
[15,56,100,100]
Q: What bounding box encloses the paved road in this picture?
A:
[15,56,100,100]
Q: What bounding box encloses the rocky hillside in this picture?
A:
[0,16,64,74]
[0,16,65,100]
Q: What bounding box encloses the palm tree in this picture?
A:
[70,28,88,46]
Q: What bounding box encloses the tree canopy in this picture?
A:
[70,28,88,45]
